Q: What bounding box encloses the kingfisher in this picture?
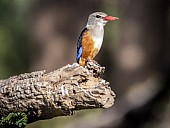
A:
[76,12,119,67]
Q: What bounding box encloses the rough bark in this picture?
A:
[0,61,115,123]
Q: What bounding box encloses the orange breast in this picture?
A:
[79,31,99,67]
[82,31,99,60]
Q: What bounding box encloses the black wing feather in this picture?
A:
[76,27,88,63]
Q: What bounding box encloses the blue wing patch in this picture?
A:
[76,27,88,63]
[76,47,83,62]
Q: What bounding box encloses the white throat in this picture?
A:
[89,25,104,50]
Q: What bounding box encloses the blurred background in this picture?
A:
[0,0,170,128]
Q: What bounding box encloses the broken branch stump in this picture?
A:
[0,61,115,123]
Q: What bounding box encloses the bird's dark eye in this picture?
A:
[96,15,101,18]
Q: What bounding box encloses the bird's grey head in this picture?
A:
[86,12,119,28]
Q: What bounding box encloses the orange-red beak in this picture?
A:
[103,16,119,21]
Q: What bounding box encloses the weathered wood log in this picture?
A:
[0,61,115,123]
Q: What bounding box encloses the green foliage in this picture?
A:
[0,112,28,128]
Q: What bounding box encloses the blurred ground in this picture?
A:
[0,0,170,128]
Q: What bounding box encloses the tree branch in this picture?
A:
[0,61,115,123]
